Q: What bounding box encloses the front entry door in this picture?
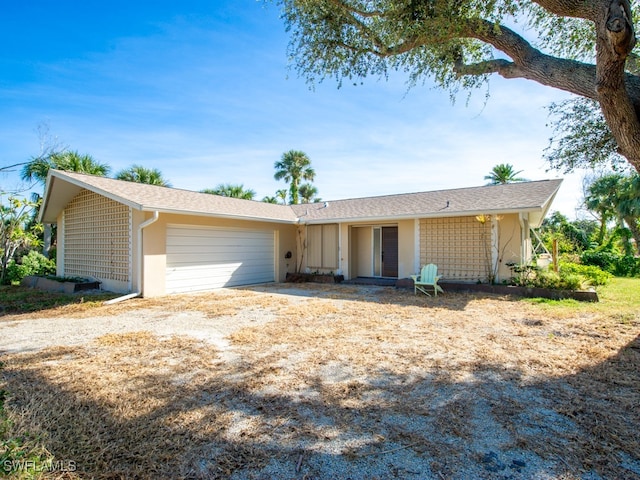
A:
[373,226,398,277]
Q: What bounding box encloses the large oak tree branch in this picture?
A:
[452,14,640,171]
[287,0,640,172]
[453,20,640,105]
[530,0,599,19]
[595,0,640,169]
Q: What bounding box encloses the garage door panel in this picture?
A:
[168,236,263,247]
[167,262,274,279]
[166,225,275,293]
[168,229,272,241]
[167,250,274,267]
[166,266,274,292]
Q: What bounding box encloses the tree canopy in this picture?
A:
[21,151,110,184]
[585,172,640,254]
[299,183,321,203]
[544,97,627,172]
[115,165,171,187]
[274,150,316,204]
[484,163,527,185]
[202,184,256,200]
[277,0,640,173]
[0,195,42,284]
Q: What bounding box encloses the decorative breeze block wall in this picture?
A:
[420,216,491,282]
[64,190,131,284]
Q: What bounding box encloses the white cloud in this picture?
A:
[0,1,592,218]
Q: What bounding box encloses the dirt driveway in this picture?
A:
[1,283,639,479]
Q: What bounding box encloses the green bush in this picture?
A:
[507,263,538,287]
[508,262,589,290]
[534,270,585,291]
[613,255,640,277]
[581,250,618,272]
[559,262,612,286]
[581,250,640,277]
[4,250,56,285]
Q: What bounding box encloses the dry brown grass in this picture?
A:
[1,282,639,479]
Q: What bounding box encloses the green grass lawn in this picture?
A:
[524,276,640,322]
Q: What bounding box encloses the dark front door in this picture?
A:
[382,226,398,277]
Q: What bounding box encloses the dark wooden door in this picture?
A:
[381,226,398,277]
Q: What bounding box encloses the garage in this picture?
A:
[166,224,275,294]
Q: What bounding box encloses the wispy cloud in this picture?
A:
[0,1,585,216]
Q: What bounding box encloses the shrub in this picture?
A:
[4,250,56,285]
[612,255,640,277]
[559,253,581,264]
[534,270,585,291]
[581,250,640,277]
[508,262,589,290]
[559,262,612,286]
[581,250,618,272]
[507,263,538,287]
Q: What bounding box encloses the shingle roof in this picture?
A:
[40,170,562,226]
[40,170,298,223]
[290,179,563,223]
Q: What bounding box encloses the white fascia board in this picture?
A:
[140,207,298,224]
[53,171,145,210]
[298,207,546,225]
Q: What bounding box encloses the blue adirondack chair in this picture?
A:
[410,264,444,296]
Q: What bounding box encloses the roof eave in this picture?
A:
[141,207,298,224]
[299,206,548,224]
[40,170,144,223]
[527,184,562,228]
[37,173,56,223]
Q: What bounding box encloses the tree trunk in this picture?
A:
[595,0,640,173]
[43,223,52,258]
[623,216,640,255]
[458,1,640,173]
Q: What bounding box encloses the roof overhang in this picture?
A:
[528,185,561,228]
[38,171,143,223]
[39,170,562,228]
[39,170,299,225]
[39,173,83,223]
[298,206,554,225]
[138,207,298,225]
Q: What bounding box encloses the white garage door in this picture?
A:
[166,224,275,294]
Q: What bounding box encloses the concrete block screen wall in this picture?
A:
[420,216,490,282]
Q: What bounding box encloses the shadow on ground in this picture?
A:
[2,331,638,479]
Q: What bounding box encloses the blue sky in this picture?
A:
[1,0,588,217]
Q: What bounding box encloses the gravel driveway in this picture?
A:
[1,283,639,479]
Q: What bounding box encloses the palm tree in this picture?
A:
[585,173,640,255]
[21,150,110,258]
[584,174,622,244]
[299,183,320,203]
[484,164,527,185]
[262,196,278,204]
[614,174,640,255]
[115,165,171,186]
[276,189,288,205]
[21,150,110,184]
[274,150,316,204]
[201,183,255,200]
